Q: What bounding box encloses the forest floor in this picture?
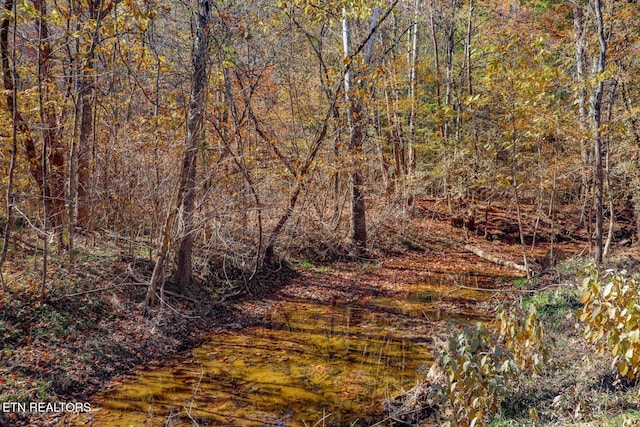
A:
[0,198,639,425]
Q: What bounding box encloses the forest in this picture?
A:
[0,0,640,425]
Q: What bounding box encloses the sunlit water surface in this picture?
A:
[85,275,502,426]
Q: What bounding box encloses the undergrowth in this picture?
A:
[580,265,640,378]
[0,239,220,426]
[387,303,550,426]
[432,304,549,426]
[390,261,640,427]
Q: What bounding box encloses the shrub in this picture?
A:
[428,305,548,426]
[580,266,640,378]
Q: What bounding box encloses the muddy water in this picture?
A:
[87,273,503,426]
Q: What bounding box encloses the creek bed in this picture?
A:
[85,272,507,426]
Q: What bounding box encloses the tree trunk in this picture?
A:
[573,5,591,227]
[592,0,607,265]
[0,0,17,287]
[342,11,367,254]
[174,0,211,291]
[145,206,175,307]
[1,0,53,228]
[76,73,92,227]
[342,6,382,254]
[603,78,618,258]
[76,0,112,228]
[429,0,443,138]
[407,0,419,201]
[349,114,367,253]
[443,0,457,140]
[464,0,474,96]
[34,0,67,247]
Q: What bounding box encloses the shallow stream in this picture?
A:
[86,269,507,426]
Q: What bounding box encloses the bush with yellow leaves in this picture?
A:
[580,266,640,378]
[428,304,549,427]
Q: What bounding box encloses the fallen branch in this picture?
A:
[463,244,532,273]
[50,284,130,301]
[456,282,566,294]
[212,287,245,306]
[52,281,199,304]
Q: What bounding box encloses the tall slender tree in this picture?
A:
[591,0,607,264]
[341,10,366,253]
[75,0,114,228]
[174,0,212,290]
[146,0,212,304]
[342,5,386,254]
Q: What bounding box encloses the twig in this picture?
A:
[313,409,332,427]
[184,370,204,426]
[455,282,568,294]
[51,281,200,304]
[212,287,245,306]
[127,262,148,284]
[13,206,48,238]
[50,283,140,301]
[154,293,201,319]
[162,289,200,303]
[99,227,154,249]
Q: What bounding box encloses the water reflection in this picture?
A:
[87,275,503,426]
